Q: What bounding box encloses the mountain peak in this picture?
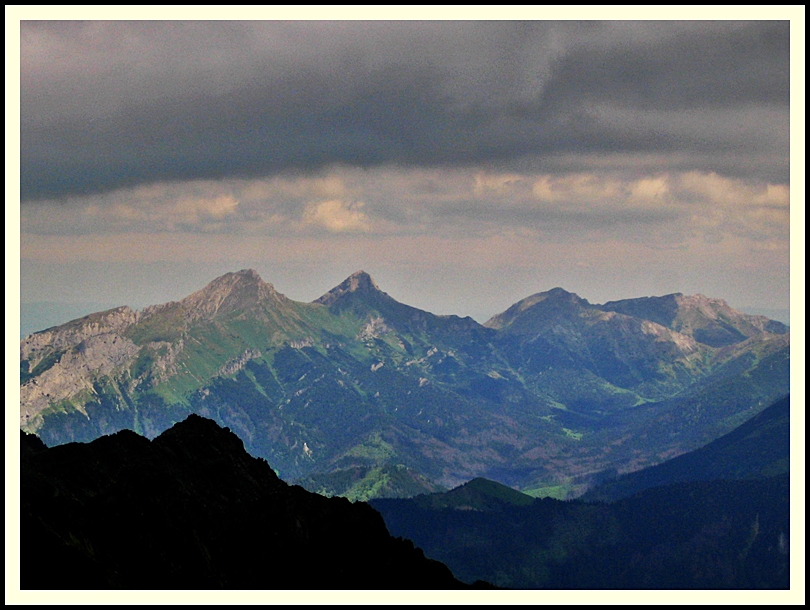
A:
[235,268,262,280]
[544,286,574,296]
[484,287,590,330]
[180,269,285,320]
[314,270,386,307]
[346,270,381,291]
[217,268,265,285]
[153,413,259,467]
[411,477,535,511]
[191,269,268,293]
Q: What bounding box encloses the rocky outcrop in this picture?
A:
[20,333,140,431]
[216,348,262,377]
[20,306,139,363]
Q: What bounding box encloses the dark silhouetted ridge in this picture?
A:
[20,430,48,458]
[371,475,789,589]
[21,416,471,590]
[403,477,535,511]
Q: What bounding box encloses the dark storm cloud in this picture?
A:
[539,21,790,111]
[20,20,790,201]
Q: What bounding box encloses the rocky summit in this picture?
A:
[314,270,384,307]
[19,270,789,499]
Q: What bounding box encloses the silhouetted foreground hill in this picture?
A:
[20,416,474,590]
[372,476,790,589]
[371,396,791,589]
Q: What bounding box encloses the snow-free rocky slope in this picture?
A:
[20,269,789,498]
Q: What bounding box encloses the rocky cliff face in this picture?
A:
[20,307,146,433]
[20,333,141,431]
[20,305,139,362]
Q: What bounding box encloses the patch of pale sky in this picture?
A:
[20,213,785,271]
[19,223,790,317]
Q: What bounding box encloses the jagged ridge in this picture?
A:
[20,416,471,589]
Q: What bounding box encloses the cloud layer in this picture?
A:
[21,21,789,201]
[21,168,789,247]
[15,17,795,321]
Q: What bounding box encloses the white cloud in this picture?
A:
[176,194,239,220]
[302,199,371,233]
[532,174,628,205]
[474,172,523,194]
[21,166,788,249]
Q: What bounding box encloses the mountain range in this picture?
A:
[370,394,790,589]
[19,269,790,498]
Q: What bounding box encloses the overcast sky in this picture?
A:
[12,11,799,328]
